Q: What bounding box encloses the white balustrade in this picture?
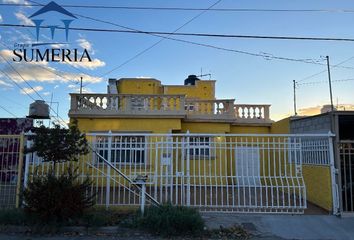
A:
[185,99,235,120]
[70,94,271,123]
[234,104,271,122]
[69,94,185,116]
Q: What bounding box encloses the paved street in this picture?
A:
[203,213,354,240]
[0,214,354,239]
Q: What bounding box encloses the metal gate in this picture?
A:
[24,133,336,214]
[84,133,313,213]
[339,141,354,213]
[0,135,23,208]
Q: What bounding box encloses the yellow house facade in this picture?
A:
[64,75,334,214]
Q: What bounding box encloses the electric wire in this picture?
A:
[2,3,354,13]
[297,78,354,86]
[0,56,68,127]
[24,0,354,77]
[297,56,354,83]
[2,23,354,42]
[0,105,18,118]
[96,0,223,78]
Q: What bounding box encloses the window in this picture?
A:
[189,137,213,158]
[95,136,146,164]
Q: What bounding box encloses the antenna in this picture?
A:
[197,73,212,80]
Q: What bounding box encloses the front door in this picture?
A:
[235,146,261,186]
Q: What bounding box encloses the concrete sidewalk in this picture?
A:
[203,213,354,240]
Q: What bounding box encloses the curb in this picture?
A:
[0,225,132,235]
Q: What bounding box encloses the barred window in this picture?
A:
[95,136,146,164]
[189,137,213,158]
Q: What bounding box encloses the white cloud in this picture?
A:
[66,83,91,93]
[136,76,153,79]
[0,49,48,65]
[20,85,43,95]
[0,79,12,87]
[42,91,51,96]
[69,86,91,93]
[0,49,12,62]
[0,14,3,23]
[50,43,69,48]
[3,0,27,3]
[14,11,34,26]
[76,38,93,53]
[298,104,354,116]
[66,58,106,70]
[67,84,77,89]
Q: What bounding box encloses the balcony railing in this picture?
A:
[69,94,271,123]
[69,94,185,116]
[234,104,271,123]
[185,99,235,121]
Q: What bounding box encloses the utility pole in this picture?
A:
[326,56,334,111]
[80,76,83,94]
[293,80,297,116]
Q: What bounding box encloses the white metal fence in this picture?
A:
[24,133,336,214]
[0,135,23,208]
[301,137,332,165]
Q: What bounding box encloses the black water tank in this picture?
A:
[184,75,200,85]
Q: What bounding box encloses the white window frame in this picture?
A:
[94,135,147,165]
[188,136,214,159]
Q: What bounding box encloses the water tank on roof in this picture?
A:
[184,75,200,86]
[28,100,50,119]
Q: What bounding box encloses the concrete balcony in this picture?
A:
[69,94,272,123]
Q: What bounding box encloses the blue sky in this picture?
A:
[0,0,354,123]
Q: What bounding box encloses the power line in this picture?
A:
[3,23,354,42]
[0,68,36,101]
[26,0,224,81]
[297,78,354,86]
[2,3,354,13]
[0,55,68,127]
[0,40,98,93]
[297,56,354,83]
[4,23,353,70]
[0,105,18,118]
[22,27,94,83]
[98,0,223,77]
[24,0,354,76]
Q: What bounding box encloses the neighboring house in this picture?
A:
[289,111,354,216]
[0,118,33,135]
[0,118,31,208]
